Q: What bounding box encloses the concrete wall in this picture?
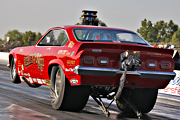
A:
[0,52,9,61]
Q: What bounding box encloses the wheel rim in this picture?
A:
[12,60,16,79]
[55,69,61,98]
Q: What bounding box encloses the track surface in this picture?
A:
[0,62,180,120]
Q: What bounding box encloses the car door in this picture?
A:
[26,28,69,80]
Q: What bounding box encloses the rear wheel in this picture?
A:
[50,65,90,111]
[10,57,21,83]
[116,88,158,113]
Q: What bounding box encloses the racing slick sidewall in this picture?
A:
[50,65,65,110]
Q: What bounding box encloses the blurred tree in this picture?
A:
[35,32,42,42]
[137,19,152,41]
[0,38,3,44]
[167,20,178,35]
[137,19,179,43]
[22,31,36,46]
[4,29,23,43]
[171,28,180,43]
[154,20,167,42]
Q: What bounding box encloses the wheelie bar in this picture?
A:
[114,66,127,100]
[122,96,142,119]
[91,65,142,118]
[91,66,127,117]
[115,66,142,119]
[91,95,110,117]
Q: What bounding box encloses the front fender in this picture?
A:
[8,53,17,68]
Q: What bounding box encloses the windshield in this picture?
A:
[73,28,147,45]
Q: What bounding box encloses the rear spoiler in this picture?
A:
[173,50,180,70]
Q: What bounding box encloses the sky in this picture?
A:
[0,0,180,40]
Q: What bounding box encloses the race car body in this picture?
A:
[8,25,176,118]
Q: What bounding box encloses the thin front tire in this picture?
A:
[10,57,21,83]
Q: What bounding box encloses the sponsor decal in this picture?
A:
[70,79,78,84]
[24,53,44,73]
[71,51,74,56]
[57,50,71,56]
[169,77,180,86]
[33,78,37,82]
[42,79,46,84]
[133,51,140,54]
[65,68,73,72]
[159,71,180,96]
[57,50,67,54]
[73,67,76,73]
[147,52,162,56]
[46,80,50,86]
[68,41,75,48]
[18,68,20,75]
[20,76,24,82]
[67,60,75,66]
[24,73,29,76]
[37,79,42,84]
[19,76,50,86]
[66,51,71,55]
[68,74,76,77]
[22,65,24,70]
[26,78,29,81]
[47,48,51,50]
[18,60,21,67]
[21,70,23,75]
[29,77,33,84]
[20,49,23,52]
[92,49,102,53]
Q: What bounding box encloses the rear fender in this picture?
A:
[48,59,65,79]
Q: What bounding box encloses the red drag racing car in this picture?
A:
[8,25,176,118]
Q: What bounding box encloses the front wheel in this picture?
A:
[116,88,158,113]
[50,65,90,111]
[10,57,21,83]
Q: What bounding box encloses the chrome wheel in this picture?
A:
[55,69,61,98]
[10,57,21,83]
[12,61,16,79]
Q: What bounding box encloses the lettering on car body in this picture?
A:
[147,52,162,56]
[24,53,44,73]
[65,68,74,72]
[57,50,71,56]
[67,60,75,66]
[68,41,75,48]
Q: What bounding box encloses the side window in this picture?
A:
[38,29,69,46]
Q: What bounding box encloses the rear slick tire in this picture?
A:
[50,65,90,111]
[116,88,158,113]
